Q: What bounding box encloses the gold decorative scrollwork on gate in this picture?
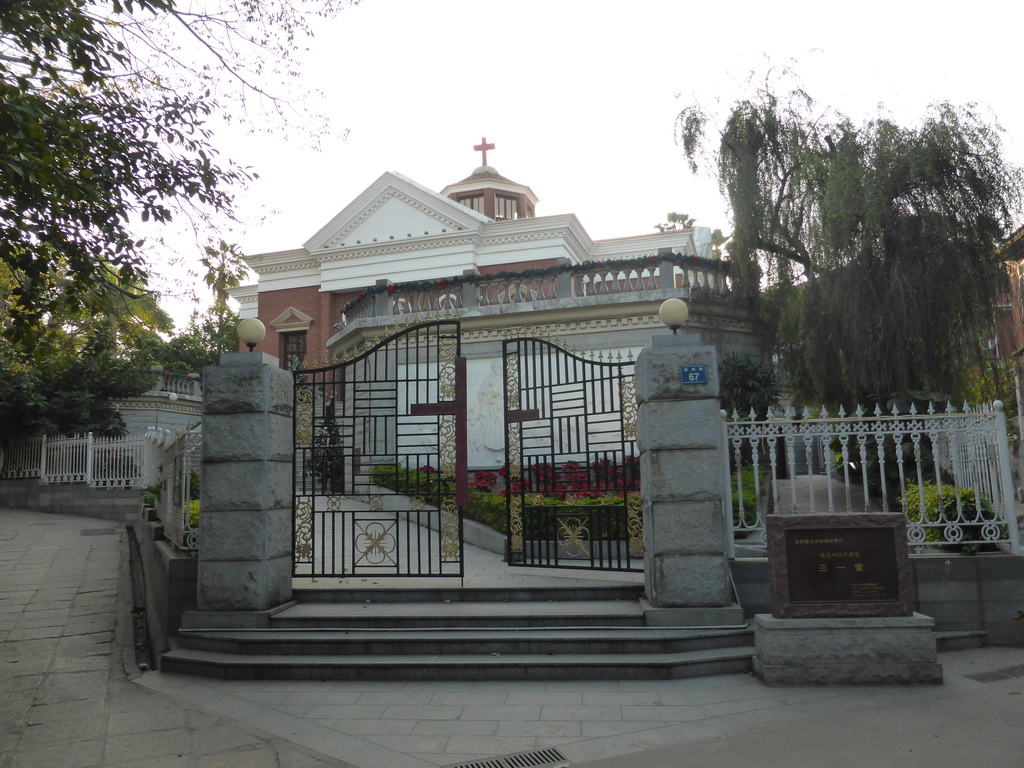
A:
[440,497,460,561]
[369,495,384,512]
[509,494,524,553]
[626,492,644,555]
[327,495,342,512]
[505,353,520,409]
[295,386,314,447]
[294,498,313,560]
[558,515,590,558]
[620,377,638,440]
[438,333,457,400]
[439,414,456,478]
[354,520,397,566]
[506,423,521,480]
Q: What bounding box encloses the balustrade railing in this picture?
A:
[724,403,1021,555]
[342,257,733,324]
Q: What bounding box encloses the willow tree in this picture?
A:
[678,88,1023,405]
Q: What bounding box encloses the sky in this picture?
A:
[154,0,1024,325]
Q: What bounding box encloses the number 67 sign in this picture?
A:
[680,365,708,384]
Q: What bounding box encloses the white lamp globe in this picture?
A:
[659,298,689,331]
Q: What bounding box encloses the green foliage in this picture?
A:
[187,499,200,529]
[679,79,1023,404]
[719,353,780,418]
[0,1,351,345]
[466,489,507,533]
[901,481,1002,553]
[731,465,766,527]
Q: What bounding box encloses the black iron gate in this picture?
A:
[503,338,642,571]
[292,321,467,578]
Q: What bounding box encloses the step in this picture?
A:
[935,630,987,652]
[268,599,647,629]
[175,626,755,657]
[159,645,756,681]
[291,583,644,604]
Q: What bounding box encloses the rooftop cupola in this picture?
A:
[440,137,539,221]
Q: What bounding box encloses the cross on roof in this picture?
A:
[474,137,495,166]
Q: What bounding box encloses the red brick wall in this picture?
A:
[249,286,359,367]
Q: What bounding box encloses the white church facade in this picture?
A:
[230,145,762,468]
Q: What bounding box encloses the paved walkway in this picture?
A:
[2,506,1023,767]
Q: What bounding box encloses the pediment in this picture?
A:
[269,306,314,331]
[304,172,491,253]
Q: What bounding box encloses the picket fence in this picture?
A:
[0,433,151,487]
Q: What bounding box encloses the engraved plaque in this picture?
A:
[768,514,914,618]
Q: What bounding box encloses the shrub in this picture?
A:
[731,464,765,527]
[901,482,1003,552]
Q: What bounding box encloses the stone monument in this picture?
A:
[754,513,942,685]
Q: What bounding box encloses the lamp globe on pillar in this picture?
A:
[659,298,689,334]
[237,318,266,352]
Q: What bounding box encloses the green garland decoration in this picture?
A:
[343,252,731,315]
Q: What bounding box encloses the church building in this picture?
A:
[229,139,742,369]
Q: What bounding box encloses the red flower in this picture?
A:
[438,279,448,288]
[594,260,603,267]
[164,370,170,376]
[357,292,364,300]
[387,284,396,293]
[419,464,437,475]
[647,256,657,264]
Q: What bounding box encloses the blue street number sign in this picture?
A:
[680,365,708,384]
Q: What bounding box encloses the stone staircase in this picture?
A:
[160,582,756,681]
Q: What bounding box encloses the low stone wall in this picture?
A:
[133,514,198,655]
[0,479,139,522]
[730,554,1024,646]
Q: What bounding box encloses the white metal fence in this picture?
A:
[724,402,1022,555]
[1,433,151,487]
[148,428,202,552]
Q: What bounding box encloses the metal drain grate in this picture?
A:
[80,528,117,536]
[447,747,570,768]
[966,664,1024,683]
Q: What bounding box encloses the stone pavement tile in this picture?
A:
[380,705,464,720]
[270,703,318,718]
[10,738,105,768]
[354,690,435,706]
[363,733,450,754]
[505,690,582,706]
[5,625,64,641]
[445,735,538,755]
[412,719,497,736]
[454,704,539,721]
[495,719,582,738]
[697,697,789,718]
[104,728,191,764]
[235,690,292,705]
[189,721,267,754]
[17,715,105,747]
[36,669,109,704]
[540,704,621,721]
[238,710,367,761]
[427,691,506,706]
[282,690,361,705]
[582,690,660,705]
[621,704,706,722]
[334,718,418,736]
[104,755,190,768]
[27,697,99,724]
[304,704,386,719]
[337,742,435,768]
[107,703,186,735]
[55,632,113,657]
[9,614,67,630]
[51,654,109,673]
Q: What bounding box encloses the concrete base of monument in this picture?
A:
[641,598,746,628]
[752,613,943,685]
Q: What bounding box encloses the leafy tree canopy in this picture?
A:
[0,0,352,348]
[678,81,1024,405]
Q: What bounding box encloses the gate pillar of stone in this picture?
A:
[635,335,742,625]
[194,351,294,616]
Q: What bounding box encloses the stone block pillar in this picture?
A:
[196,352,294,613]
[636,335,739,624]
